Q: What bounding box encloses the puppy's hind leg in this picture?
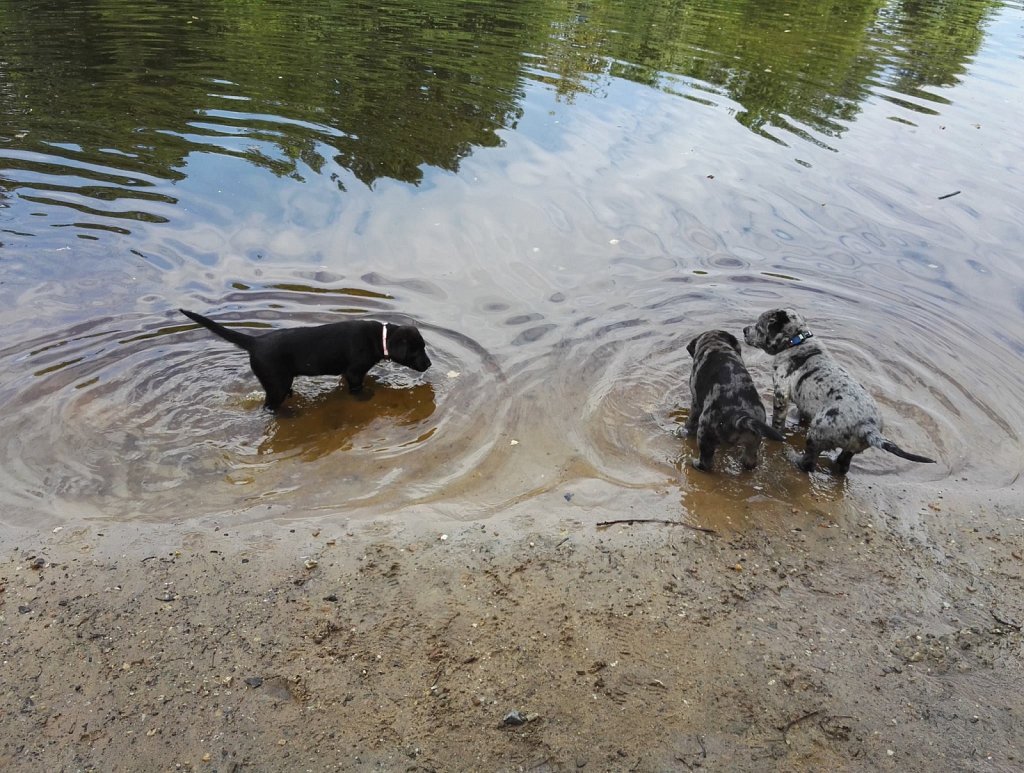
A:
[676,397,703,439]
[834,450,855,475]
[739,436,760,470]
[676,415,698,439]
[771,383,789,431]
[261,378,294,412]
[251,360,293,412]
[795,439,822,472]
[692,431,718,472]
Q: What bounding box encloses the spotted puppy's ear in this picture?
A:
[766,310,790,339]
[686,336,698,357]
[761,310,795,353]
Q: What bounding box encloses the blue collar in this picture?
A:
[786,331,813,349]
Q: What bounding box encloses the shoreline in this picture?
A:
[2,485,1021,771]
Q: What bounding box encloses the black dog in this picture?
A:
[681,329,784,471]
[179,309,431,411]
[743,308,935,474]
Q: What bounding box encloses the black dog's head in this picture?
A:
[687,329,741,359]
[743,309,810,355]
[387,325,432,372]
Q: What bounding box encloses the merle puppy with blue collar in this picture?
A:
[179,309,431,411]
[743,308,935,474]
[681,329,784,471]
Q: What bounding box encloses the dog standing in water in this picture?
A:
[681,329,784,471]
[743,308,935,474]
[179,309,431,411]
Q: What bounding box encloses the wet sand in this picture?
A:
[3,484,1021,772]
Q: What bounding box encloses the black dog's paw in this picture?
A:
[690,456,711,472]
[263,399,298,418]
[352,388,374,402]
[674,425,691,439]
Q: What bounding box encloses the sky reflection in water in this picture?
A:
[0,0,1022,525]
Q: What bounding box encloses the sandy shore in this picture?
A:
[2,485,1022,772]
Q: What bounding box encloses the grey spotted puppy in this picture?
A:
[743,308,936,474]
[682,329,784,471]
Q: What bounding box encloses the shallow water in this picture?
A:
[1,0,1023,529]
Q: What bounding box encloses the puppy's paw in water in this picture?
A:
[674,425,691,439]
[690,456,711,472]
[785,446,813,471]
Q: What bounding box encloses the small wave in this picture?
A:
[0,289,506,525]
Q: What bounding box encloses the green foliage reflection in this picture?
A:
[0,0,1001,186]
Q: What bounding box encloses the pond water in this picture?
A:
[1,0,1022,529]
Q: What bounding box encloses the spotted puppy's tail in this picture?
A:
[865,429,935,463]
[179,309,258,352]
[732,412,785,442]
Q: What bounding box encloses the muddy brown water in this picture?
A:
[1,0,1022,532]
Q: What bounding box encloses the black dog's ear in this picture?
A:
[721,331,741,351]
[387,327,409,361]
[686,337,698,357]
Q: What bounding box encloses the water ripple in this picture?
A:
[0,287,506,525]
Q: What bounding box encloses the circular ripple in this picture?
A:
[511,266,1024,521]
[0,296,505,525]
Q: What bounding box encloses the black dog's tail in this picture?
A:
[865,429,935,464]
[179,309,256,352]
[731,412,786,442]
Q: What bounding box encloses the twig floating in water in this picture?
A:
[937,190,961,200]
[596,518,717,535]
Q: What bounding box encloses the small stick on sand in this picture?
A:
[778,709,822,742]
[596,518,717,535]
